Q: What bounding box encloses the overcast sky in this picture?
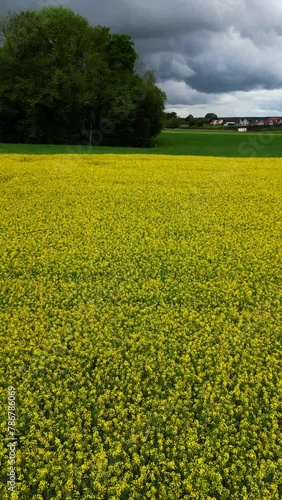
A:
[1,0,282,116]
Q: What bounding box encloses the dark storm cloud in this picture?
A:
[1,0,282,114]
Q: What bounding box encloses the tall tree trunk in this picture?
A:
[89,121,93,146]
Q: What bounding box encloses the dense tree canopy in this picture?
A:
[0,7,166,147]
[164,112,182,129]
[205,113,218,120]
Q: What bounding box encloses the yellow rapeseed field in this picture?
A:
[0,154,282,499]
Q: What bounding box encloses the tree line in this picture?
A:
[164,112,218,129]
[0,7,166,147]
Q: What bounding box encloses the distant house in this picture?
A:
[211,119,224,125]
[265,117,280,126]
[239,118,249,126]
[224,121,236,126]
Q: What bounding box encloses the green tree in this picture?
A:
[133,73,166,145]
[107,34,137,73]
[164,112,181,128]
[185,114,196,127]
[0,7,166,147]
[205,113,218,120]
[0,8,110,143]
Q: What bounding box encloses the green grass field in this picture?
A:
[1,129,282,156]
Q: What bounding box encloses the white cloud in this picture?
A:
[165,88,282,117]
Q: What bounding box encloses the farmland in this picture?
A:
[1,153,282,499]
[2,129,282,157]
